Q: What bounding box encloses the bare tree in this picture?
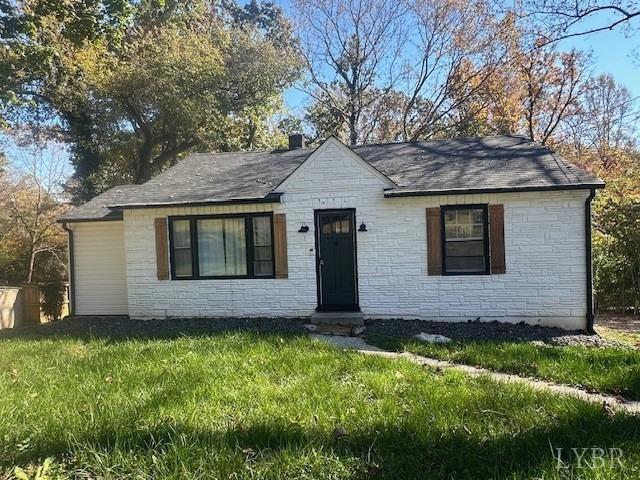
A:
[400,0,514,140]
[561,74,639,168]
[520,47,590,144]
[297,0,522,144]
[295,0,406,145]
[583,74,638,164]
[0,146,70,283]
[521,1,639,44]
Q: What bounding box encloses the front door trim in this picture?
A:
[314,208,359,311]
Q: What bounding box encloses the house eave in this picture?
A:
[57,214,124,224]
[383,183,605,198]
[108,193,283,210]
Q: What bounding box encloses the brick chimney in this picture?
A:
[288,134,305,150]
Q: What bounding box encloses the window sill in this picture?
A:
[171,275,276,281]
[442,271,491,276]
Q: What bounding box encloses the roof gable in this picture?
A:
[273,137,397,192]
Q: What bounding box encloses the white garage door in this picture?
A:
[71,221,128,316]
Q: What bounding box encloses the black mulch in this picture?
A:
[364,318,584,342]
[364,319,622,348]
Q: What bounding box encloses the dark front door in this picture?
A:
[315,210,358,311]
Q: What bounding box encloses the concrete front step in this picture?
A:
[305,323,365,337]
[310,311,364,326]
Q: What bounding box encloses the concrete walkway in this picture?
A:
[310,334,640,415]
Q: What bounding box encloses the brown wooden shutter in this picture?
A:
[154,217,170,280]
[489,204,506,274]
[426,207,442,275]
[273,214,288,279]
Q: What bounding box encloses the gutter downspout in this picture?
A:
[585,189,597,333]
[62,223,75,316]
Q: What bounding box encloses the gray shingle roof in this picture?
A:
[58,185,139,222]
[109,149,311,208]
[352,135,602,196]
[59,135,603,222]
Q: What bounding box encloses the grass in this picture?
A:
[0,331,639,479]
[368,333,640,401]
[598,325,640,348]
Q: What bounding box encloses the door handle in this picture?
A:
[319,259,325,265]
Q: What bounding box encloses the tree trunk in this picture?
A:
[348,93,358,145]
[348,65,358,145]
[136,139,155,183]
[26,245,36,284]
[246,121,257,149]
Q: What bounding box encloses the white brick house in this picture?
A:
[59,135,604,331]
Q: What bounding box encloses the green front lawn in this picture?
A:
[1,332,639,479]
[368,334,640,400]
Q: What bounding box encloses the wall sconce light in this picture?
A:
[358,222,367,232]
[298,224,309,233]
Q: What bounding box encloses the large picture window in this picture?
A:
[169,213,274,279]
[442,205,489,275]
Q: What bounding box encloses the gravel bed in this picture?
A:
[548,334,627,348]
[364,318,626,348]
[0,316,627,348]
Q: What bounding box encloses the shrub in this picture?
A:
[593,187,640,314]
[40,282,67,321]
